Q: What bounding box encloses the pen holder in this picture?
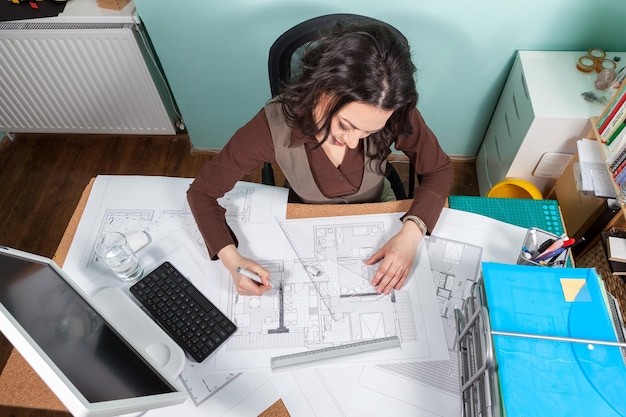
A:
[517,227,569,267]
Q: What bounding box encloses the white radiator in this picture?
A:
[0,22,177,134]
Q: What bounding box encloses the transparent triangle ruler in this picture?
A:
[270,336,401,371]
[276,217,387,321]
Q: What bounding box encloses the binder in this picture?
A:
[492,335,625,416]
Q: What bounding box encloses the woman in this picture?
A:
[187,22,453,297]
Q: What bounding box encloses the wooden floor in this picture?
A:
[0,133,479,416]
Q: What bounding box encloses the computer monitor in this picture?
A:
[0,246,187,417]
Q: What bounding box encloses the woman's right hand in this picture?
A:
[217,244,272,296]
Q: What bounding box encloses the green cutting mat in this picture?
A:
[448,196,565,236]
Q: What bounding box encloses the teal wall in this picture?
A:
[133,0,626,156]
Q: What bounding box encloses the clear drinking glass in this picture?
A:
[94,232,144,282]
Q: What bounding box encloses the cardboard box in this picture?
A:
[96,0,132,11]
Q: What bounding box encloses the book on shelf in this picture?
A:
[596,87,623,132]
[597,79,626,136]
[603,133,626,169]
[612,156,626,178]
[614,164,626,186]
[603,114,626,144]
[600,96,626,141]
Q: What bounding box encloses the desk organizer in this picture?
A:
[454,263,626,417]
[516,227,569,267]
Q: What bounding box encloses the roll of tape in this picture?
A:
[587,47,606,63]
[577,56,595,73]
[596,58,616,73]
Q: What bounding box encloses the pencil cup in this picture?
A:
[95,231,144,282]
[517,227,569,267]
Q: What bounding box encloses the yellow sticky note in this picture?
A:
[560,278,587,302]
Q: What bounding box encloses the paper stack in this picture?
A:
[576,138,616,198]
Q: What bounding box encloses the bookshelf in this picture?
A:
[593,116,626,203]
[551,112,626,259]
[553,119,626,259]
[593,79,626,202]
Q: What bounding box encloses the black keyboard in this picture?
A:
[129,262,237,362]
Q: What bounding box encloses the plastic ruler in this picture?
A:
[270,336,401,371]
[275,218,337,319]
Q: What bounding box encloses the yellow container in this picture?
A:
[487,178,543,200]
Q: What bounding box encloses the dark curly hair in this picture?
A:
[277,21,418,174]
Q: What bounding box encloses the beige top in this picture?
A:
[187,103,454,259]
[266,101,384,203]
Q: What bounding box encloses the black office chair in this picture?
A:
[264,13,416,199]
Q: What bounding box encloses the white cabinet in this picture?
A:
[476,50,626,196]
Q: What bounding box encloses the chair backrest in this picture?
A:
[268,14,407,97]
[264,14,415,199]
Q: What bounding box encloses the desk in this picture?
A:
[0,183,569,416]
[0,179,413,416]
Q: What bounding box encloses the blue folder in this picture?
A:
[481,263,626,417]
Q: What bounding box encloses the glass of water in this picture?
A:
[95,232,144,282]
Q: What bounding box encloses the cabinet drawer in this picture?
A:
[490,108,517,174]
[476,126,503,194]
[494,60,534,171]
[476,142,491,195]
[508,58,534,130]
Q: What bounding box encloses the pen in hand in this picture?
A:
[236,266,269,286]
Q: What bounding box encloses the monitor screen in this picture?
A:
[0,247,186,416]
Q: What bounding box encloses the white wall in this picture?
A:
[133,0,626,156]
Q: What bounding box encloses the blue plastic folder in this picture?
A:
[481,263,626,417]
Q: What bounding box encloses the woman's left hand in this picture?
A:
[364,220,423,294]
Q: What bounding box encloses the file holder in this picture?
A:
[454,282,502,417]
[454,277,626,417]
[607,292,626,348]
[517,227,569,267]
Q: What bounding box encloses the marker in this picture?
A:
[535,246,566,262]
[568,236,586,250]
[541,236,571,255]
[537,238,556,254]
[236,266,266,285]
[561,238,577,249]
[533,236,574,261]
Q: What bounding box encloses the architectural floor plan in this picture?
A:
[62,176,449,414]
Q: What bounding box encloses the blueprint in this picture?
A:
[62,176,288,410]
[349,209,528,417]
[273,235,482,417]
[357,236,483,416]
[216,216,449,371]
[274,209,529,417]
[61,175,449,415]
[424,235,482,347]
